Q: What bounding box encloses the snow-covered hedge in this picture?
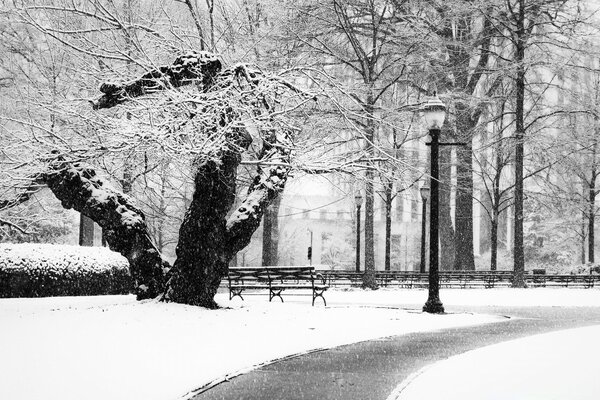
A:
[0,243,133,297]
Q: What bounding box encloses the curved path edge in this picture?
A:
[179,347,330,400]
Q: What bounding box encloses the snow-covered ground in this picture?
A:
[393,325,600,400]
[2,287,600,400]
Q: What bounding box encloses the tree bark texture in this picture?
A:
[453,103,475,270]
[44,162,165,299]
[512,2,526,287]
[589,177,596,263]
[438,141,455,271]
[262,195,281,266]
[262,204,274,266]
[167,154,239,309]
[490,215,499,271]
[587,129,598,264]
[79,214,95,246]
[490,115,505,271]
[362,90,377,289]
[582,208,587,265]
[384,181,393,271]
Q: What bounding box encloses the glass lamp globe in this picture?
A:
[354,193,363,206]
[420,185,431,201]
[423,92,447,130]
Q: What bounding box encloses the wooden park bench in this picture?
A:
[319,270,511,289]
[226,266,329,306]
[525,273,598,288]
[319,270,363,287]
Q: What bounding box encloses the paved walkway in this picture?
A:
[189,305,600,400]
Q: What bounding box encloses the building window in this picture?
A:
[411,199,418,222]
[320,209,328,220]
[391,234,402,270]
[396,196,404,222]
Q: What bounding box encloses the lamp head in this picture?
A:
[354,192,363,206]
[420,185,431,201]
[422,92,446,130]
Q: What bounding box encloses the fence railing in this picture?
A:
[315,270,600,289]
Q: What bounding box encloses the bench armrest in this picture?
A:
[315,272,327,285]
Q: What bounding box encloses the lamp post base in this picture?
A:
[423,298,445,314]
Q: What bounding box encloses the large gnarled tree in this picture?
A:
[3,51,309,308]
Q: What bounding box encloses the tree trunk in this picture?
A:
[490,213,499,271]
[362,88,378,289]
[490,170,503,271]
[262,204,273,266]
[157,169,167,252]
[441,11,489,273]
[490,109,505,271]
[512,3,526,287]
[582,208,587,265]
[439,141,455,270]
[589,176,596,263]
[384,180,393,271]
[79,214,95,246]
[167,156,239,308]
[262,195,281,266]
[453,103,475,271]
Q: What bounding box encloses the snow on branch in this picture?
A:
[91,51,222,110]
[0,177,46,211]
[43,158,166,299]
[225,125,293,254]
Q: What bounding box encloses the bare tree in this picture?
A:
[495,0,588,286]
[289,0,429,286]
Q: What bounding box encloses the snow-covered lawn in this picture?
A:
[394,325,600,400]
[2,287,600,400]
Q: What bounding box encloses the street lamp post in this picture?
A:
[422,92,446,314]
[419,185,430,274]
[355,193,363,273]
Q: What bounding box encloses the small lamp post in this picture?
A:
[419,185,430,274]
[422,92,446,314]
[355,192,363,273]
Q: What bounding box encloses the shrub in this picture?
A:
[0,243,133,297]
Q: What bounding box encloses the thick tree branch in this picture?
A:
[43,159,166,299]
[91,51,222,110]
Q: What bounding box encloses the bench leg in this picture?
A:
[230,289,244,301]
[312,289,327,306]
[269,289,284,303]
